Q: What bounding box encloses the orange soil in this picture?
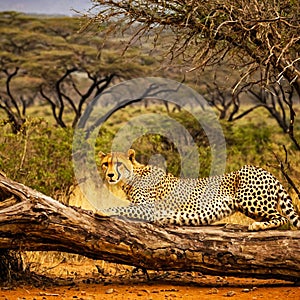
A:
[1,260,299,300]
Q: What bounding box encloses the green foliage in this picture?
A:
[95,105,276,179]
[224,121,272,171]
[0,11,158,83]
[0,119,74,196]
[95,107,212,178]
[0,103,299,204]
[95,127,115,155]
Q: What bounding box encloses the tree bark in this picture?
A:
[0,174,300,282]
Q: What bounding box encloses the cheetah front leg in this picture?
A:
[102,203,157,222]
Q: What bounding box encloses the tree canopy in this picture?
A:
[91,0,300,96]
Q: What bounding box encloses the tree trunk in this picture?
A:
[0,174,300,283]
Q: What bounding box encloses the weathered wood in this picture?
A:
[0,174,300,282]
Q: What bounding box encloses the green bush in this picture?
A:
[0,118,74,196]
[0,105,299,202]
[224,121,272,171]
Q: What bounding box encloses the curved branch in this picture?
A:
[39,87,65,128]
[3,67,22,118]
[55,68,77,127]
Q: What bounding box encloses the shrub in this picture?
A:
[0,118,74,196]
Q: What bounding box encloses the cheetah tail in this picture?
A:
[278,184,300,229]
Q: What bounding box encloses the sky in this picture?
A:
[0,0,94,16]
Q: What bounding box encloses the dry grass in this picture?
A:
[22,251,133,280]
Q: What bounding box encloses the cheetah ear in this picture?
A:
[98,151,106,160]
[127,149,135,162]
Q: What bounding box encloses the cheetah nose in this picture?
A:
[107,173,114,178]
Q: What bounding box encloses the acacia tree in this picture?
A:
[91,0,299,94]
[0,12,156,130]
[0,13,76,130]
[36,46,119,129]
[0,13,46,132]
[89,0,300,143]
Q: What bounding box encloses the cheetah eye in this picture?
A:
[102,162,108,167]
[116,162,122,167]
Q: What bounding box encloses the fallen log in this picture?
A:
[0,174,299,282]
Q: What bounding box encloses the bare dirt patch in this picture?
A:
[1,257,299,300]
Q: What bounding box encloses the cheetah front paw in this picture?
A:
[248,222,264,231]
[94,210,110,218]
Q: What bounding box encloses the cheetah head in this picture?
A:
[99,149,140,184]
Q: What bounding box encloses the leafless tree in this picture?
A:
[89,0,300,98]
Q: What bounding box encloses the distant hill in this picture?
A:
[0,0,92,16]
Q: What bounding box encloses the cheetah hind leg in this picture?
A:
[248,213,288,231]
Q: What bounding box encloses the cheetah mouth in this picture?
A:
[107,179,118,184]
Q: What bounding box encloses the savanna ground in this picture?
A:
[1,251,300,300]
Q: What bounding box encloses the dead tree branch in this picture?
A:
[0,174,300,282]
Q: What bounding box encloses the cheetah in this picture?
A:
[99,149,300,231]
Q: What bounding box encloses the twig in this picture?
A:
[272,146,300,201]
